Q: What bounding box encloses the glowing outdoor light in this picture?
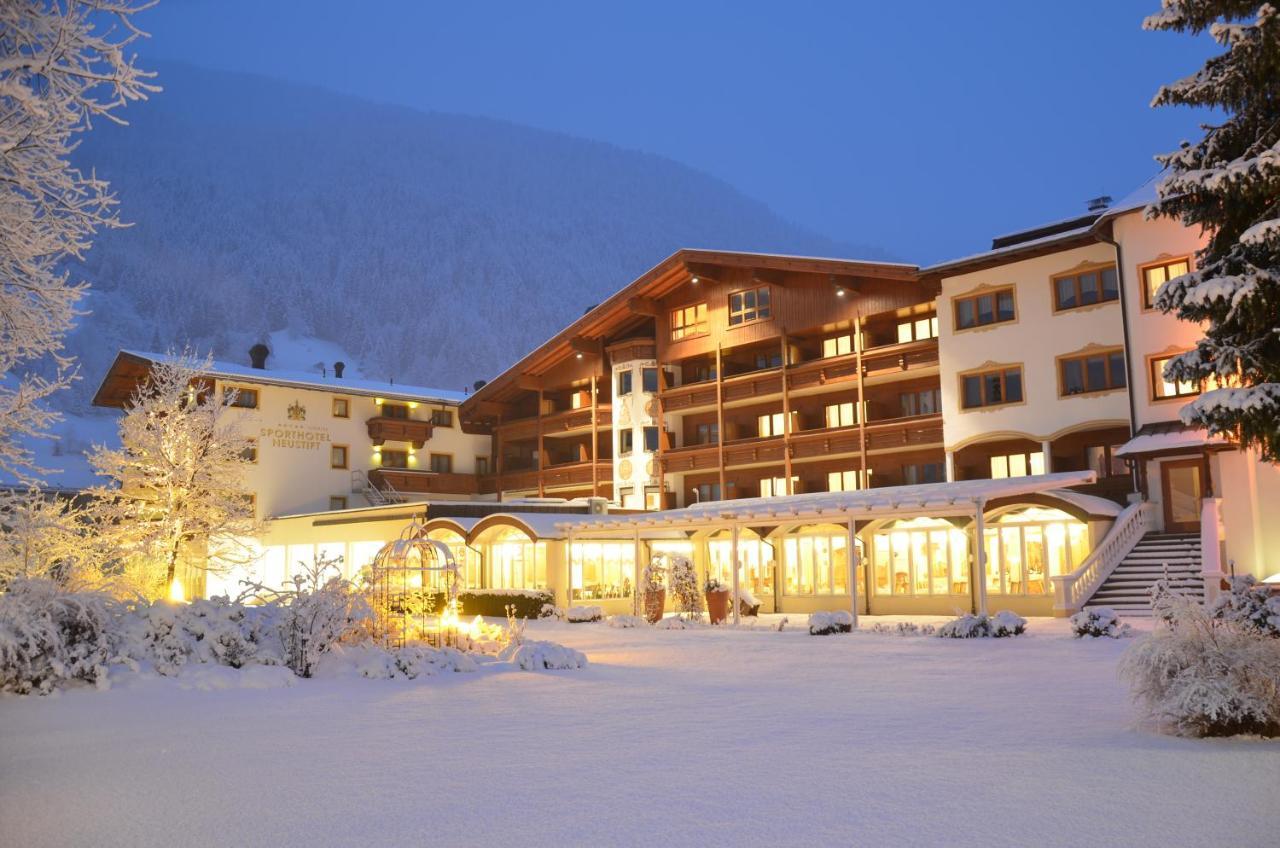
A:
[168,577,185,603]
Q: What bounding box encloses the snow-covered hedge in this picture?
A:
[1070,607,1130,639]
[607,614,647,629]
[503,640,588,671]
[870,621,936,637]
[936,611,1026,639]
[458,589,553,619]
[1121,588,1280,737]
[566,605,603,623]
[0,579,117,695]
[653,615,705,630]
[808,610,853,635]
[1210,575,1280,637]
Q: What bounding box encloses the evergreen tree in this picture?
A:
[1144,2,1280,460]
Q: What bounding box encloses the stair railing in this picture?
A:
[1051,501,1155,615]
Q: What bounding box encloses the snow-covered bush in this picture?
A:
[1070,607,1130,639]
[808,610,853,635]
[667,554,702,619]
[0,579,117,694]
[641,558,666,594]
[607,614,646,629]
[870,621,935,637]
[936,611,1026,639]
[704,577,727,594]
[501,640,588,671]
[731,586,760,616]
[539,603,564,620]
[457,589,553,618]
[653,615,705,630]
[393,644,478,678]
[1121,589,1280,737]
[1210,575,1280,637]
[566,605,603,623]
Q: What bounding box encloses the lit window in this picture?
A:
[223,386,259,409]
[430,409,453,427]
[827,470,859,492]
[823,335,853,358]
[783,534,857,596]
[984,509,1089,596]
[1150,353,1210,400]
[824,402,858,428]
[644,485,662,510]
[961,367,1023,409]
[760,476,797,497]
[871,521,969,597]
[954,289,1015,330]
[1060,349,1127,396]
[897,316,939,343]
[1085,445,1127,478]
[728,286,771,326]
[332,398,349,418]
[330,444,349,469]
[570,541,637,600]
[1142,257,1191,309]
[989,451,1044,479]
[757,412,796,438]
[671,303,708,340]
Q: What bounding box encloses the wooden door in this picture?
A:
[1161,459,1203,533]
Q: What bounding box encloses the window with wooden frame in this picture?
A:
[429,453,453,473]
[641,368,659,393]
[728,286,771,327]
[1141,256,1191,309]
[760,476,797,497]
[331,397,350,418]
[685,362,717,383]
[430,408,453,427]
[380,402,409,420]
[222,386,259,409]
[693,482,721,502]
[240,439,258,464]
[902,462,945,484]
[693,422,719,446]
[757,411,797,438]
[1149,352,1214,400]
[960,366,1024,409]
[1084,445,1127,478]
[475,456,490,475]
[617,370,633,396]
[329,496,348,511]
[619,429,635,454]
[899,388,940,417]
[1059,348,1127,396]
[824,401,859,429]
[822,334,853,358]
[330,444,349,469]
[379,448,409,468]
[953,288,1016,330]
[670,302,708,340]
[990,451,1044,479]
[827,469,859,492]
[643,426,659,452]
[1052,265,1118,312]
[896,315,939,343]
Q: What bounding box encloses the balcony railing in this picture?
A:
[494,460,613,493]
[496,405,611,442]
[366,416,433,448]
[368,467,479,496]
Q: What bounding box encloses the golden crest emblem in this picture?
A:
[287,400,306,421]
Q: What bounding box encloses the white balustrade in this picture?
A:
[1051,502,1154,614]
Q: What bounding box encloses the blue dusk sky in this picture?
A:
[136,1,1217,264]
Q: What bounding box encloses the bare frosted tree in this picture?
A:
[87,352,261,599]
[0,1,159,481]
[0,485,96,587]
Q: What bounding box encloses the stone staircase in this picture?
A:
[1084,532,1203,615]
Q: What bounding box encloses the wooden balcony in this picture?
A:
[659,443,720,474]
[789,425,862,459]
[721,368,783,405]
[366,416,433,448]
[862,339,939,382]
[786,355,860,392]
[495,460,613,493]
[369,468,479,496]
[659,380,718,413]
[862,415,944,452]
[496,405,611,442]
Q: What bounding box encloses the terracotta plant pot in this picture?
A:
[643,589,666,623]
[706,589,731,625]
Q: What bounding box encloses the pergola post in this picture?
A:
[846,515,859,627]
[730,523,741,626]
[973,498,989,616]
[632,528,643,617]
[565,530,574,610]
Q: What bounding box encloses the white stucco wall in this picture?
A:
[937,242,1129,453]
[611,357,659,509]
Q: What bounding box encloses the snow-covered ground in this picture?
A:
[2,616,1277,847]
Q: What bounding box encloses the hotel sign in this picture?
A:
[261,424,330,451]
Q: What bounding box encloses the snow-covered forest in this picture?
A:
[60,63,880,410]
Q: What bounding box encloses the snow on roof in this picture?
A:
[1041,490,1124,519]
[1098,176,1160,221]
[557,471,1098,533]
[921,224,1096,276]
[679,247,917,269]
[1114,427,1229,458]
[122,350,467,405]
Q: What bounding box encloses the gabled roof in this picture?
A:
[460,248,921,413]
[92,350,467,409]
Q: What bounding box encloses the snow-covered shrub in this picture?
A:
[539,603,564,620]
[641,557,666,594]
[607,614,646,628]
[808,610,853,635]
[135,596,285,675]
[1210,575,1280,637]
[457,589,553,618]
[501,639,588,671]
[704,577,727,594]
[667,555,702,619]
[653,615,705,630]
[731,586,760,616]
[870,621,935,637]
[393,644,477,678]
[566,605,603,623]
[1121,589,1280,737]
[936,611,1026,639]
[0,579,117,694]
[1070,607,1130,639]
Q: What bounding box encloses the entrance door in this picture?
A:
[1161,459,1203,533]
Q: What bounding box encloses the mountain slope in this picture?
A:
[64,63,888,407]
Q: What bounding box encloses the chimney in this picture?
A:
[1086,195,1112,213]
[249,343,270,370]
[333,361,345,379]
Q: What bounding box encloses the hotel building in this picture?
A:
[92,183,1280,617]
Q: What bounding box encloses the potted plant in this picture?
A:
[704,577,731,624]
[641,557,667,623]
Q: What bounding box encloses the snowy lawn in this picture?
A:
[2,616,1277,847]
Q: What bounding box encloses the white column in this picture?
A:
[1040,441,1053,474]
[945,450,956,483]
[730,524,741,626]
[1200,497,1225,604]
[633,529,643,617]
[846,516,859,627]
[565,531,575,610]
[974,499,989,616]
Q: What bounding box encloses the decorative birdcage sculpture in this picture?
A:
[370,518,465,649]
